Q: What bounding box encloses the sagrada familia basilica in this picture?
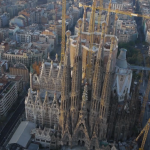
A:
[25,4,140,150]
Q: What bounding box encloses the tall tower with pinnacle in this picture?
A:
[90,22,106,136]
[60,30,71,133]
[79,83,89,122]
[82,6,87,32]
[70,19,83,131]
[25,4,139,148]
[105,0,112,34]
[99,36,115,139]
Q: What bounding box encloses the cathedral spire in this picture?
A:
[57,62,62,78]
[100,36,115,106]
[75,19,82,57]
[88,0,96,33]
[27,88,34,104]
[105,0,112,34]
[92,22,106,100]
[55,53,58,62]
[99,36,115,139]
[70,19,83,131]
[81,82,88,110]
[64,30,71,66]
[89,23,106,136]
[51,60,53,69]
[52,93,59,108]
[59,30,71,132]
[30,73,33,90]
[53,93,57,102]
[71,19,82,94]
[43,91,50,106]
[48,52,50,60]
[40,60,46,78]
[35,90,42,105]
[61,30,71,98]
[49,60,54,78]
[82,6,87,32]
[79,83,88,123]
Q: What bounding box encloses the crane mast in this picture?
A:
[80,0,150,83]
[136,74,150,150]
[139,75,150,125]
[113,13,118,35]
[80,1,150,149]
[61,0,66,63]
[105,0,111,34]
[81,4,150,20]
[135,118,150,150]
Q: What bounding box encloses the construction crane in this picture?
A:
[61,0,66,63]
[105,1,111,34]
[135,118,150,150]
[80,1,150,83]
[113,13,118,35]
[138,75,150,125]
[81,3,150,20]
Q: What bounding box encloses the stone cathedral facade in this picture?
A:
[25,19,139,150]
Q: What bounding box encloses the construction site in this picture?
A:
[4,0,150,150]
[26,0,150,149]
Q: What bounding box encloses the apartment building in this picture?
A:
[0,41,9,60]
[69,5,83,25]
[25,24,39,32]
[9,25,20,40]
[40,29,58,47]
[0,60,9,74]
[0,74,23,92]
[2,49,43,67]
[0,12,10,28]
[19,7,50,25]
[104,0,133,10]
[116,19,138,43]
[9,63,29,84]
[7,5,18,19]
[75,11,107,34]
[48,4,83,37]
[15,29,40,43]
[0,81,17,116]
[138,0,150,35]
[0,29,9,42]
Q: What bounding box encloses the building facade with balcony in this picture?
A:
[2,49,43,67]
[0,81,18,116]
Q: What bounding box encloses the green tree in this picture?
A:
[118,42,143,66]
